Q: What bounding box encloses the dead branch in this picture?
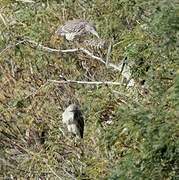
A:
[0,12,8,28]
[106,40,112,66]
[48,79,121,86]
[16,0,35,3]
[0,38,121,71]
[25,39,121,71]
[0,40,26,55]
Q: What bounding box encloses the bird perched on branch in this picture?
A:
[62,104,84,138]
[56,19,99,41]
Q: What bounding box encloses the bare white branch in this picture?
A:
[106,40,112,66]
[48,79,122,86]
[26,39,79,53]
[25,39,121,71]
[0,38,121,71]
[79,47,105,64]
[16,0,35,3]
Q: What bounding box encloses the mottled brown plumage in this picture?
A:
[56,19,99,41]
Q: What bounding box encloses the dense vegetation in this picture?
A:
[0,0,178,179]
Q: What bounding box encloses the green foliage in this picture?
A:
[0,0,179,179]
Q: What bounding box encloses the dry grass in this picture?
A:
[0,1,178,179]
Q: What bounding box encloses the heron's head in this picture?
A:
[85,24,99,38]
[66,104,80,112]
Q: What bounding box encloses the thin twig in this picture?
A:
[25,39,121,71]
[62,167,76,180]
[16,0,35,3]
[0,38,121,71]
[106,40,112,66]
[10,58,15,77]
[79,47,105,64]
[0,13,8,28]
[120,57,127,74]
[45,162,63,180]
[26,39,78,53]
[0,40,26,55]
[48,79,121,86]
[24,81,50,99]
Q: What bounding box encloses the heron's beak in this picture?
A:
[91,30,100,38]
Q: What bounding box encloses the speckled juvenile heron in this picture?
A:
[56,19,99,41]
[62,104,84,138]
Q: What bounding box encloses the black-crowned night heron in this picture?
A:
[119,58,135,87]
[56,19,99,41]
[83,39,107,49]
[62,104,84,138]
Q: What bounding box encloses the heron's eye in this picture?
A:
[90,27,96,31]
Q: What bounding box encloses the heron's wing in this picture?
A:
[59,20,87,34]
[74,111,84,138]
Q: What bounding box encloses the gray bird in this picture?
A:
[56,19,99,41]
[62,104,84,138]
